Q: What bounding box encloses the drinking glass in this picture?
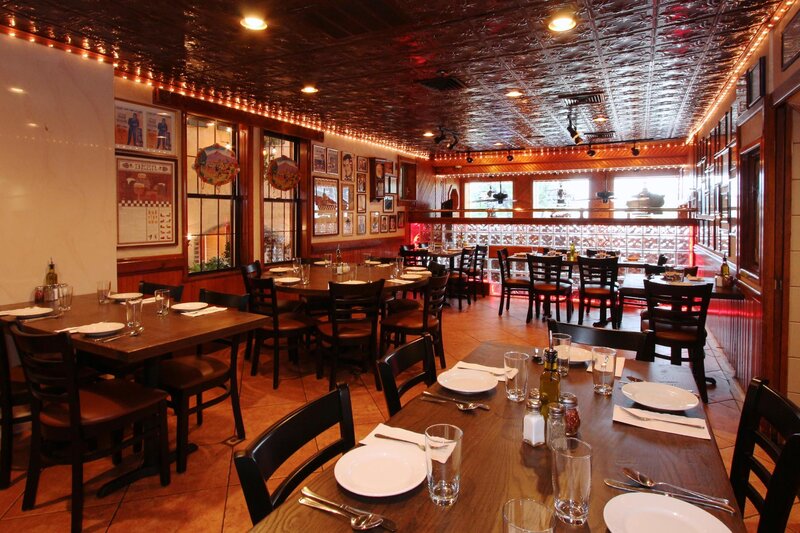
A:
[503,499,554,533]
[591,347,616,395]
[97,280,111,304]
[552,333,571,377]
[425,424,462,507]
[323,253,333,266]
[44,285,60,309]
[293,257,302,275]
[363,252,372,265]
[154,289,170,316]
[125,297,143,327]
[396,256,405,272]
[551,437,592,525]
[300,264,311,285]
[58,284,73,311]
[504,351,529,402]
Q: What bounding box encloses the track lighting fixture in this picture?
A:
[466,151,473,164]
[566,113,583,144]
[506,150,514,162]
[587,145,596,157]
[447,135,459,150]
[631,142,640,156]
[433,126,446,145]
[432,126,459,150]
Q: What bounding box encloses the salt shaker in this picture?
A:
[523,398,545,447]
[546,404,566,448]
[559,392,581,437]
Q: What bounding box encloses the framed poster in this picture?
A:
[341,152,354,181]
[357,156,368,173]
[114,100,177,157]
[388,215,397,232]
[116,155,176,246]
[397,211,406,228]
[384,161,395,175]
[383,194,395,212]
[357,194,367,213]
[357,214,367,235]
[784,10,800,70]
[356,172,367,193]
[385,174,398,195]
[341,184,354,211]
[343,212,354,236]
[370,211,381,234]
[380,215,389,233]
[327,148,340,175]
[312,145,327,173]
[313,176,339,236]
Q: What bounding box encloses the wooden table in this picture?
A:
[253,341,745,532]
[507,253,648,270]
[428,249,465,270]
[619,274,744,305]
[266,264,428,298]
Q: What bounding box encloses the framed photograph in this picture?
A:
[384,161,395,175]
[313,176,339,236]
[326,148,340,175]
[342,212,354,236]
[784,10,800,70]
[357,214,367,235]
[383,194,395,212]
[312,145,327,173]
[341,184,354,211]
[370,211,381,234]
[388,215,397,232]
[356,172,367,193]
[375,179,385,198]
[745,57,765,108]
[114,100,177,157]
[116,155,176,246]
[385,174,398,195]
[380,215,389,233]
[357,194,367,213]
[341,152,354,181]
[357,156,368,173]
[397,211,406,228]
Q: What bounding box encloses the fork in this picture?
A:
[422,391,490,410]
[620,407,705,429]
[456,364,507,376]
[301,487,398,532]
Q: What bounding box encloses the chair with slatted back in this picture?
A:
[317,280,385,390]
[547,319,653,360]
[400,247,429,268]
[157,289,249,472]
[448,248,475,310]
[526,254,573,324]
[240,261,304,317]
[641,279,713,402]
[730,378,800,532]
[378,335,437,416]
[248,278,317,388]
[234,383,355,525]
[138,281,184,303]
[497,248,531,317]
[0,322,31,488]
[577,256,620,328]
[10,325,170,533]
[466,245,488,300]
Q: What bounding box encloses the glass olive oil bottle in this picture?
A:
[540,332,561,420]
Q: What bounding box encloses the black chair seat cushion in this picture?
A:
[277,299,304,314]
[159,355,228,391]
[582,286,614,297]
[386,298,421,314]
[504,277,530,288]
[317,322,372,341]
[260,313,317,333]
[40,379,166,429]
[640,319,701,343]
[533,281,572,292]
[381,311,439,331]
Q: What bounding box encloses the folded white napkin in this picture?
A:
[183,306,227,317]
[586,356,625,377]
[612,405,710,440]
[0,306,49,316]
[362,423,455,462]
[387,279,415,285]
[454,361,515,382]
[55,322,104,333]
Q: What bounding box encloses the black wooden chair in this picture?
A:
[0,322,31,488]
[233,383,355,525]
[377,335,437,416]
[547,319,653,360]
[527,254,573,323]
[730,378,800,533]
[466,245,488,299]
[448,248,475,310]
[577,256,619,328]
[10,325,170,533]
[157,289,249,472]
[138,281,184,303]
[497,248,531,317]
[240,261,304,317]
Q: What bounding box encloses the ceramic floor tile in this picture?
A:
[110,486,227,532]
[0,502,117,532]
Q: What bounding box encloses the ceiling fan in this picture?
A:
[476,185,517,206]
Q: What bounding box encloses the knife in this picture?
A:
[604,479,736,514]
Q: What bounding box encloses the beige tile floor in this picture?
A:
[0,294,793,532]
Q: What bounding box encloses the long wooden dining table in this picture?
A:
[618,274,744,303]
[254,340,745,532]
[266,264,429,297]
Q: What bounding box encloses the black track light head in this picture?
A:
[566,114,583,144]
[587,146,596,157]
[433,126,446,145]
[466,152,473,163]
[506,150,514,162]
[447,135,459,150]
[631,143,640,156]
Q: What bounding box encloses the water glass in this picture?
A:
[97,280,111,304]
[504,351,529,402]
[58,284,73,311]
[125,297,143,327]
[552,333,571,376]
[503,499,554,533]
[154,289,170,316]
[323,253,333,266]
[44,284,60,309]
[551,437,592,525]
[591,347,616,395]
[396,256,405,272]
[293,257,302,275]
[425,424,462,507]
[300,264,311,285]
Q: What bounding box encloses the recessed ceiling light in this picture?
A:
[8,87,25,94]
[593,116,608,123]
[548,11,577,32]
[494,142,503,146]
[423,131,435,137]
[240,16,268,31]
[505,90,523,98]
[26,122,38,127]
[301,85,319,94]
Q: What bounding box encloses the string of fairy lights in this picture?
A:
[433,164,687,180]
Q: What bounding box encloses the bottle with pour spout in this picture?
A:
[45,258,58,285]
[540,330,561,420]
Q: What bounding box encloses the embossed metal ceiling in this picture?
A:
[0,0,779,152]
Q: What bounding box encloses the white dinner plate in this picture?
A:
[621,382,699,411]
[406,266,427,272]
[314,261,330,266]
[437,368,497,394]
[4,306,54,318]
[566,345,593,363]
[604,493,730,533]
[269,267,292,273]
[365,260,382,265]
[77,322,126,337]
[377,263,392,268]
[107,292,143,302]
[171,302,209,312]
[334,445,426,497]
[400,274,422,280]
[274,277,301,284]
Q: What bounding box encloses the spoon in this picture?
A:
[299,497,383,530]
[622,468,730,505]
[422,391,488,411]
[99,325,144,343]
[420,396,474,411]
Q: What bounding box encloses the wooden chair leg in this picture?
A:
[555,296,561,321]
[577,295,585,325]
[250,333,262,376]
[498,289,505,316]
[176,394,190,473]
[526,293,534,324]
[273,335,281,389]
[506,290,511,311]
[243,331,253,361]
[196,393,203,425]
[111,429,123,465]
[0,412,12,488]
[157,401,171,486]
[434,332,446,369]
[691,347,709,403]
[70,447,84,533]
[22,422,42,510]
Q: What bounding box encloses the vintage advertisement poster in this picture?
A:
[116,156,176,246]
[114,100,177,157]
[313,176,339,236]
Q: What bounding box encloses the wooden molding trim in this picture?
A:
[407,215,698,227]
[118,255,184,275]
[311,237,405,253]
[736,100,763,127]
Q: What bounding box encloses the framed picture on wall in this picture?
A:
[312,145,327,173]
[341,184,354,211]
[783,10,800,70]
[343,212,354,236]
[356,172,367,193]
[116,155,176,246]
[357,214,367,235]
[313,176,339,236]
[341,152,354,181]
[384,161,395,175]
[397,211,405,228]
[380,215,389,233]
[388,215,397,232]
[357,156,368,173]
[357,194,366,213]
[385,174,398,195]
[370,211,380,234]
[326,148,340,175]
[114,100,177,157]
[383,194,395,212]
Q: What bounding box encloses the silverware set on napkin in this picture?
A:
[299,486,397,531]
